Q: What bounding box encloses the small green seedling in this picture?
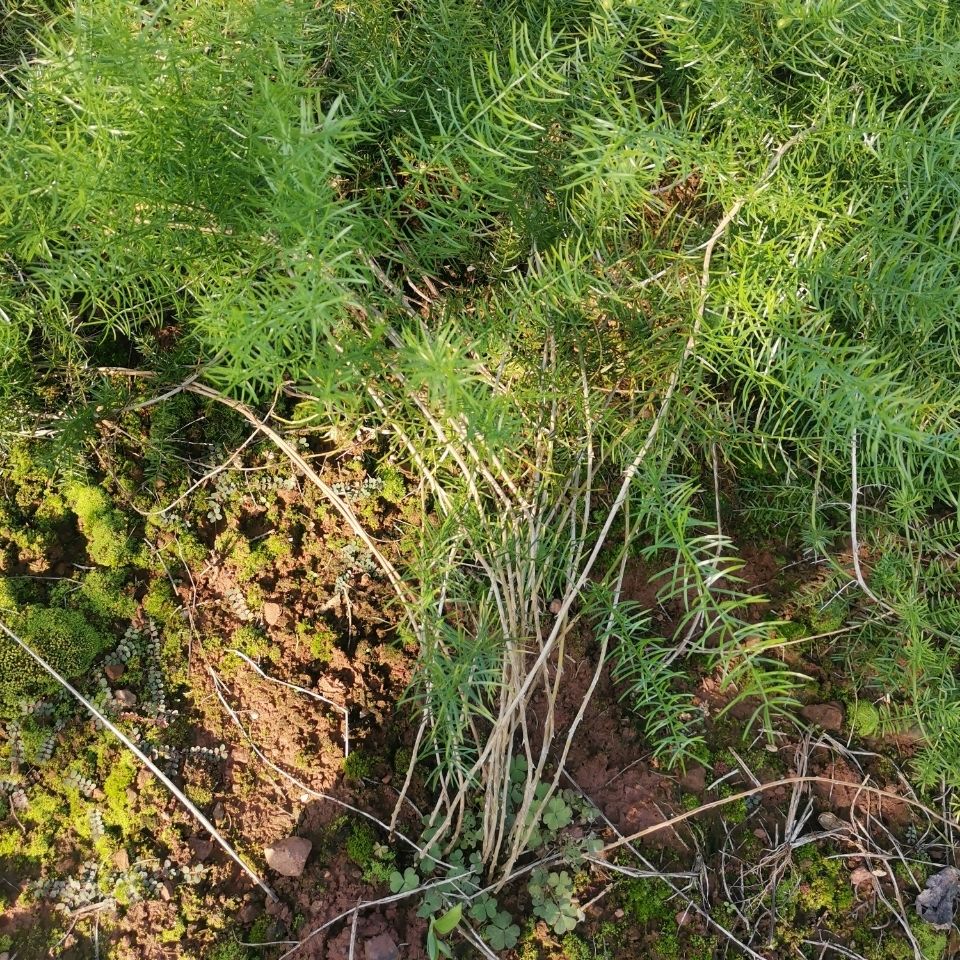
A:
[427,903,462,960]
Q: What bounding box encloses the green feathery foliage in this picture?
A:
[2,0,960,829]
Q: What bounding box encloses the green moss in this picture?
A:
[186,782,214,808]
[6,442,57,507]
[143,578,181,626]
[654,931,680,960]
[377,463,406,504]
[0,578,19,611]
[342,749,374,783]
[561,934,591,960]
[0,605,111,715]
[208,937,246,960]
[393,746,413,777]
[231,625,271,659]
[345,821,394,885]
[850,701,881,737]
[34,491,68,529]
[297,620,336,663]
[794,847,854,914]
[263,534,293,560]
[65,482,135,568]
[619,878,673,926]
[216,531,278,582]
[910,919,947,960]
[103,752,138,837]
[248,915,272,944]
[75,569,137,623]
[245,584,265,612]
[18,789,64,861]
[152,524,208,569]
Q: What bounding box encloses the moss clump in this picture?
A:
[231,625,271,660]
[143,577,181,626]
[248,916,272,944]
[342,749,374,783]
[66,483,134,568]
[345,821,394,885]
[561,934,591,960]
[909,920,947,960]
[186,782,215,809]
[0,577,20,611]
[619,877,673,925]
[0,605,111,715]
[850,700,881,737]
[5,442,57,509]
[376,463,406,504]
[75,569,137,623]
[297,620,336,663]
[208,938,246,960]
[217,532,278,582]
[794,847,854,915]
[103,752,138,837]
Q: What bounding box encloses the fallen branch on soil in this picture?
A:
[563,772,767,960]
[227,649,350,758]
[599,775,959,856]
[208,666,444,866]
[0,618,277,902]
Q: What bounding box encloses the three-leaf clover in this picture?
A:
[468,894,499,923]
[484,910,520,950]
[543,795,573,832]
[389,867,419,893]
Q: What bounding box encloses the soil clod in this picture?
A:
[264,835,313,877]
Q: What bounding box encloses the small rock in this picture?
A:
[679,764,706,793]
[239,900,261,924]
[189,836,214,862]
[753,828,767,840]
[264,836,312,877]
[614,908,625,919]
[114,689,138,708]
[113,849,130,871]
[212,802,226,824]
[818,812,845,832]
[105,663,125,682]
[364,932,400,960]
[800,702,844,732]
[159,880,174,901]
[548,599,563,614]
[137,769,151,789]
[126,788,138,805]
[916,866,960,928]
[262,602,282,626]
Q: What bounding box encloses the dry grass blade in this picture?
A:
[227,648,350,758]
